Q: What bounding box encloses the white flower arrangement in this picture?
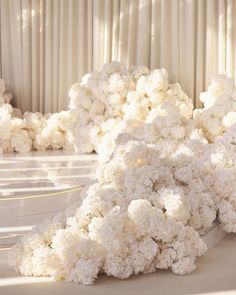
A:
[0,62,193,159]
[0,80,75,154]
[5,62,236,285]
[68,63,193,160]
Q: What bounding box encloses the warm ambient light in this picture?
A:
[0,276,53,287]
[0,185,83,201]
[0,185,73,194]
[0,226,34,234]
[0,165,94,172]
[0,233,24,240]
[193,291,236,295]
[0,174,95,182]
[1,155,97,161]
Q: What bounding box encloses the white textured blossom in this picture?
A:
[171,256,196,275]
[157,187,190,224]
[193,74,236,141]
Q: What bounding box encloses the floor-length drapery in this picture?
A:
[0,0,236,112]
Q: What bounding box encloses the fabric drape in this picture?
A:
[0,0,236,112]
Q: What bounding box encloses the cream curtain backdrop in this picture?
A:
[0,0,236,112]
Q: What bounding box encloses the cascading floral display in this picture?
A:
[6,62,236,285]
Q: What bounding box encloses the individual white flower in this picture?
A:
[193,74,236,141]
[127,199,165,238]
[222,112,236,128]
[69,258,102,285]
[0,119,12,141]
[218,199,236,232]
[188,192,216,230]
[104,255,133,279]
[11,129,32,153]
[171,256,196,275]
[157,187,190,224]
[139,238,159,260]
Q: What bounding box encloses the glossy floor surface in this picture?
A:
[0,150,97,245]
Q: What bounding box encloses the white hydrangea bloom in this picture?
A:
[193,74,236,141]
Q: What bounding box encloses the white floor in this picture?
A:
[0,150,235,294]
[0,150,97,246]
[0,235,236,295]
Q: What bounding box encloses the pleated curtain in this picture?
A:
[0,0,236,112]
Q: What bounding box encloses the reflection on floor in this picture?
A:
[0,150,97,248]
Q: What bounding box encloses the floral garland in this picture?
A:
[6,63,236,285]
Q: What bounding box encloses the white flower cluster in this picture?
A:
[0,81,31,154]
[9,154,207,284]
[0,80,75,154]
[24,110,75,151]
[0,62,193,158]
[68,62,193,159]
[0,79,12,106]
[7,64,236,285]
[193,74,236,141]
